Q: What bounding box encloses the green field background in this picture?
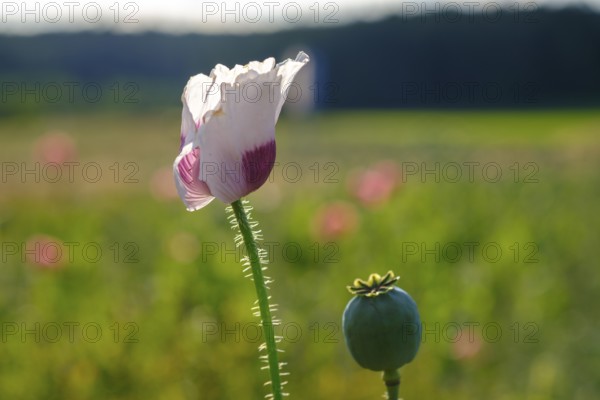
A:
[0,110,599,399]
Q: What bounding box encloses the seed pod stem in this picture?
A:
[383,368,400,400]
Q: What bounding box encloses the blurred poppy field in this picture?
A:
[0,109,599,399]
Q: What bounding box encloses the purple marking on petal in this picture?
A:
[179,131,186,151]
[242,140,276,193]
[177,147,200,185]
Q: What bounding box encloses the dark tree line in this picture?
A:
[1,6,599,113]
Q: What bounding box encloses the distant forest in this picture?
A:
[1,6,599,114]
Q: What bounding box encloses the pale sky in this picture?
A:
[0,0,598,35]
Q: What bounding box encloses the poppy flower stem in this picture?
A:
[230,199,283,400]
[383,369,400,400]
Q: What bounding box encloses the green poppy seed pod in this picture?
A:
[342,271,421,372]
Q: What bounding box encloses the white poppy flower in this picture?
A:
[174,52,310,211]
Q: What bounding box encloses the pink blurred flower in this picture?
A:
[348,160,401,207]
[150,166,179,201]
[312,201,359,239]
[452,328,483,360]
[174,52,310,211]
[32,131,77,164]
[25,235,64,269]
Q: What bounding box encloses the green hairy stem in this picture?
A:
[230,199,284,400]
